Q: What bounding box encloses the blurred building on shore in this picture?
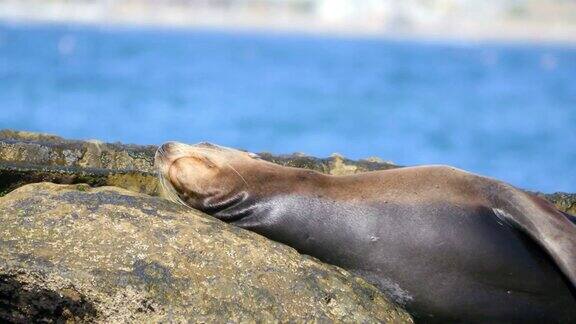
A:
[0,0,575,42]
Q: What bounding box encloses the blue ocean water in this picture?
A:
[0,23,575,192]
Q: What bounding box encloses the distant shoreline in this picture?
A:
[1,1,576,45]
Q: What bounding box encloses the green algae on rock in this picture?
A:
[536,192,576,216]
[0,182,413,323]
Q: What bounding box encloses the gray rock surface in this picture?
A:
[0,130,159,196]
[0,182,412,323]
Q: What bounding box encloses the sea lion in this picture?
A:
[155,141,576,323]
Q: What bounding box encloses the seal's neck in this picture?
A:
[204,164,332,222]
[259,163,333,193]
[201,190,255,222]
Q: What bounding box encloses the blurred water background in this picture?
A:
[0,1,575,192]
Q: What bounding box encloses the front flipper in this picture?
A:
[494,187,576,291]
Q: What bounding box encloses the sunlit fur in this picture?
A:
[153,141,576,323]
[154,142,253,208]
[155,143,190,208]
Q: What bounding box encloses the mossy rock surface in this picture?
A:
[0,130,157,172]
[0,182,412,323]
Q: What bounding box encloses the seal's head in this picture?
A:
[154,141,262,213]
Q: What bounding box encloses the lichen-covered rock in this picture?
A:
[537,192,576,216]
[0,129,574,216]
[0,129,64,142]
[0,163,159,198]
[0,129,160,196]
[0,183,412,323]
[0,129,157,172]
[257,152,398,175]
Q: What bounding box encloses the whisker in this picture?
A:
[223,160,249,188]
[157,172,192,209]
[155,143,252,207]
[157,144,167,156]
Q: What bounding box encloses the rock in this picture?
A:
[0,183,412,323]
[536,192,576,216]
[0,163,159,198]
[0,130,159,196]
[256,152,398,175]
[0,130,157,171]
[0,129,574,216]
[0,129,64,142]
